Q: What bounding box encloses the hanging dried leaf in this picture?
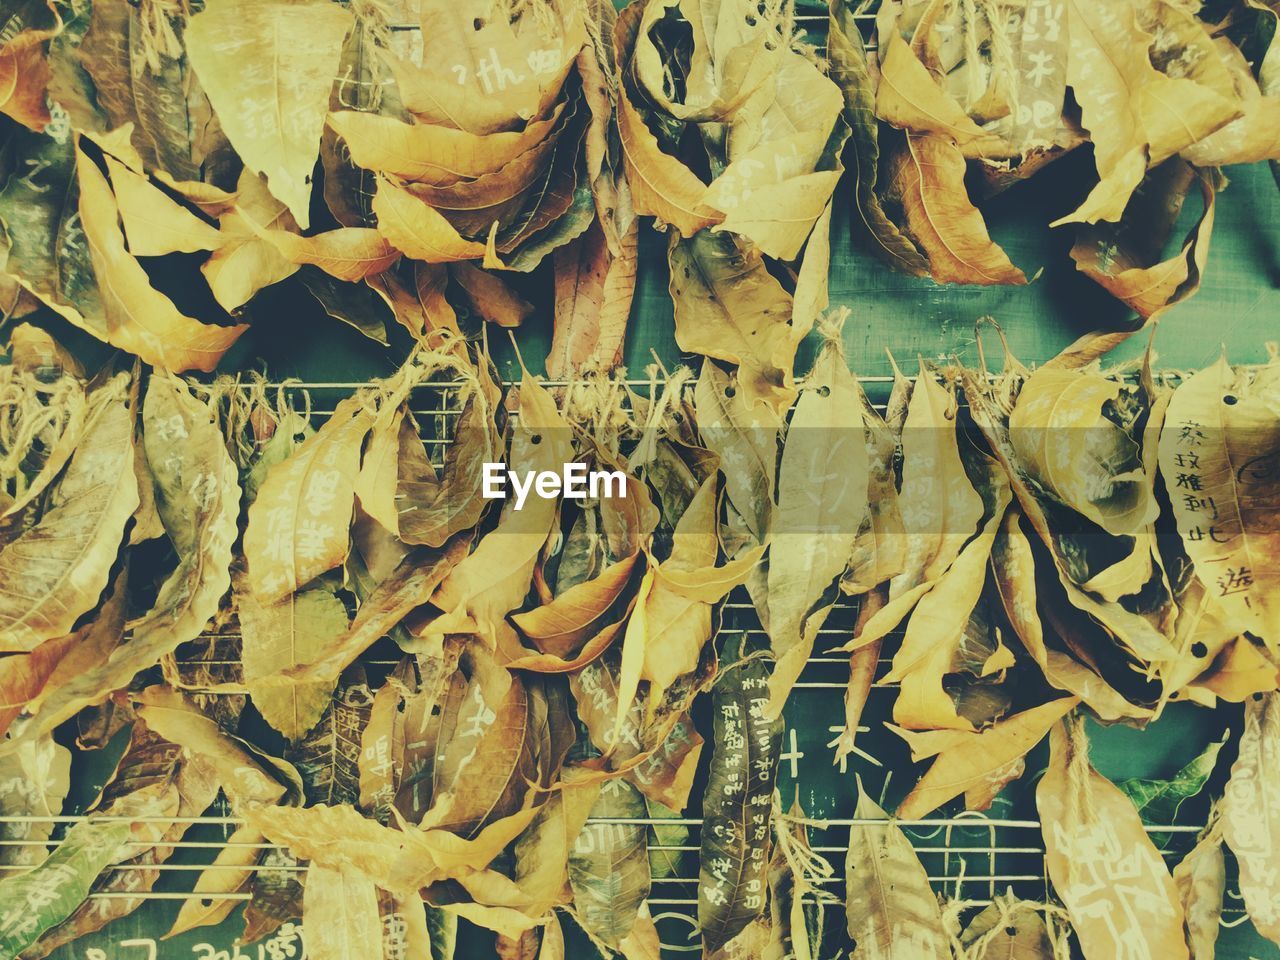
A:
[243,394,375,603]
[1173,813,1225,959]
[1071,161,1218,320]
[547,220,637,378]
[1221,690,1280,944]
[844,790,950,960]
[185,0,354,227]
[304,862,384,960]
[76,143,248,371]
[1056,0,1240,225]
[72,0,232,182]
[0,734,70,869]
[882,133,1026,286]
[1038,720,1188,959]
[960,894,1058,960]
[0,375,136,652]
[289,669,374,805]
[1159,357,1280,651]
[669,230,796,416]
[569,778,652,948]
[893,696,1079,818]
[240,571,351,741]
[767,325,867,712]
[698,653,783,955]
[133,372,240,656]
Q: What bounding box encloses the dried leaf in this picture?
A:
[1221,691,1280,944]
[289,670,373,805]
[0,818,134,956]
[827,0,927,275]
[698,653,783,954]
[304,862,384,960]
[102,155,225,256]
[893,697,1080,818]
[960,894,1058,960]
[569,778,652,947]
[1056,0,1240,224]
[185,0,354,227]
[669,230,796,415]
[1071,162,1218,320]
[1173,815,1225,960]
[882,133,1026,286]
[133,372,239,656]
[767,329,868,712]
[239,573,351,741]
[1037,720,1188,959]
[1159,357,1280,652]
[76,143,248,371]
[427,371,573,644]
[0,734,70,869]
[0,376,136,652]
[243,394,375,603]
[547,219,637,378]
[0,1,58,131]
[844,790,950,960]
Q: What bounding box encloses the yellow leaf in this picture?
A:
[304,863,385,960]
[0,377,137,652]
[894,697,1079,818]
[1159,356,1280,651]
[1056,0,1240,224]
[844,791,950,960]
[1222,691,1280,945]
[1038,721,1188,960]
[76,145,248,372]
[102,156,225,256]
[372,176,490,263]
[243,395,375,603]
[185,0,353,228]
[882,133,1026,285]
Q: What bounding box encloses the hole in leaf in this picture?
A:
[724,385,737,398]
[1224,394,1238,405]
[1191,641,1208,658]
[473,17,485,29]
[817,385,831,398]
[531,433,543,445]
[745,13,757,25]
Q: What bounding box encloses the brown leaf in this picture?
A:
[451,262,534,327]
[882,132,1026,286]
[699,652,783,954]
[960,894,1059,960]
[547,220,637,378]
[668,229,796,415]
[257,224,402,281]
[1071,162,1218,320]
[0,2,57,131]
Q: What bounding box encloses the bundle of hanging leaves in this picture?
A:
[0,317,1275,959]
[3,0,1280,390]
[831,0,1280,319]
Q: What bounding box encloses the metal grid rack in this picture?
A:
[6,376,1252,956]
